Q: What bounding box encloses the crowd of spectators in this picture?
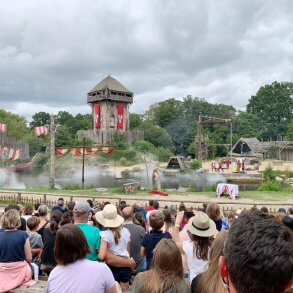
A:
[0,198,292,292]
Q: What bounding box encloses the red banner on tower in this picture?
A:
[94,103,100,129]
[0,123,7,133]
[117,104,124,129]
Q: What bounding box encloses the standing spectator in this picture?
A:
[51,198,67,213]
[133,212,146,230]
[4,204,26,231]
[206,202,222,231]
[47,224,117,293]
[191,231,228,293]
[219,211,293,293]
[66,201,75,219]
[122,207,146,273]
[167,204,177,224]
[73,201,100,261]
[173,211,216,283]
[0,209,34,292]
[146,200,159,229]
[141,210,172,270]
[41,210,62,275]
[23,205,33,223]
[27,216,43,261]
[131,239,190,293]
[146,200,154,212]
[162,209,175,236]
[33,203,41,216]
[37,205,49,240]
[96,204,131,292]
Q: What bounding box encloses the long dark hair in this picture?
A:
[188,232,213,260]
[49,210,62,235]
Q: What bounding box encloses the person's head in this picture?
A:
[4,204,20,212]
[60,212,72,226]
[260,206,269,214]
[27,216,40,232]
[250,205,258,212]
[278,208,287,214]
[38,205,48,217]
[219,211,293,293]
[162,209,172,225]
[139,239,183,293]
[34,202,41,212]
[196,231,228,293]
[87,199,93,208]
[149,210,165,231]
[187,211,217,261]
[148,200,154,207]
[95,204,124,228]
[206,202,221,221]
[120,200,126,206]
[73,201,91,223]
[133,212,146,229]
[23,205,33,216]
[1,209,21,230]
[202,202,208,212]
[288,207,293,216]
[49,210,62,235]
[57,198,64,207]
[179,202,186,212]
[153,201,159,210]
[225,211,236,224]
[282,216,293,232]
[122,207,133,221]
[67,201,75,212]
[55,224,90,265]
[167,204,177,216]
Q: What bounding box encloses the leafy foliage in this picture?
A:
[129,113,144,129]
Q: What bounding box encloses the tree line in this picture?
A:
[0,81,292,158]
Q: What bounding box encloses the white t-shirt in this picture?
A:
[100,227,130,258]
[47,259,116,293]
[182,240,208,283]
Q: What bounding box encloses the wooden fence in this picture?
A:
[0,190,292,212]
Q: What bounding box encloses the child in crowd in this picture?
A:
[27,216,44,261]
[96,204,131,292]
[141,210,172,270]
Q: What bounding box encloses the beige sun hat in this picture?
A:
[187,211,217,237]
[95,204,124,228]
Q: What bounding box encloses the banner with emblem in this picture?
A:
[117,104,124,129]
[94,103,100,129]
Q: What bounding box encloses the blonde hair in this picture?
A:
[138,239,183,293]
[110,226,121,244]
[1,209,21,230]
[206,202,221,221]
[194,231,228,293]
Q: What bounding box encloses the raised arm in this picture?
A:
[172,211,185,254]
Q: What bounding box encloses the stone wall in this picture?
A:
[77,129,144,145]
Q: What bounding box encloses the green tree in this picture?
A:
[129,113,144,129]
[247,81,293,139]
[30,112,50,128]
[55,126,73,146]
[0,109,29,139]
[286,117,293,140]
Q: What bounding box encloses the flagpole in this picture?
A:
[49,114,55,189]
[81,136,85,189]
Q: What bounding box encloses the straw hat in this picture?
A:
[95,204,124,228]
[187,211,217,237]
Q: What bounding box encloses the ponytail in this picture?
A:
[49,210,62,235]
[110,227,121,244]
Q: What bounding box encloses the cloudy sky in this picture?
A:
[0,0,292,120]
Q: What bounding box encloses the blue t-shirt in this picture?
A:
[141,230,172,269]
[0,229,28,262]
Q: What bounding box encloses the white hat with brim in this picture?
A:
[95,204,124,228]
[187,212,217,237]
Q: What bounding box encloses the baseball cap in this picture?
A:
[73,201,91,213]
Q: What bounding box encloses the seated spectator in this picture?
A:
[131,239,190,293]
[133,212,146,230]
[5,204,26,231]
[191,231,228,293]
[219,211,293,293]
[141,210,172,270]
[173,211,216,283]
[260,206,269,214]
[37,204,49,240]
[47,224,117,293]
[122,207,146,273]
[206,202,222,231]
[41,210,62,275]
[162,209,175,236]
[66,201,75,219]
[22,204,34,223]
[97,204,131,292]
[0,209,35,292]
[51,198,67,213]
[27,216,44,261]
[73,201,100,261]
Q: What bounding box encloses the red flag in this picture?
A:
[35,126,49,136]
[0,123,7,133]
[117,104,124,129]
[94,103,100,129]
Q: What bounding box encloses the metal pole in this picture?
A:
[81,137,85,189]
[49,114,55,189]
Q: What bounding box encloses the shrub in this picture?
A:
[134,140,155,153]
[112,133,128,150]
[258,181,282,191]
[123,149,137,160]
[263,166,277,181]
[190,159,201,170]
[153,147,172,162]
[33,153,49,171]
